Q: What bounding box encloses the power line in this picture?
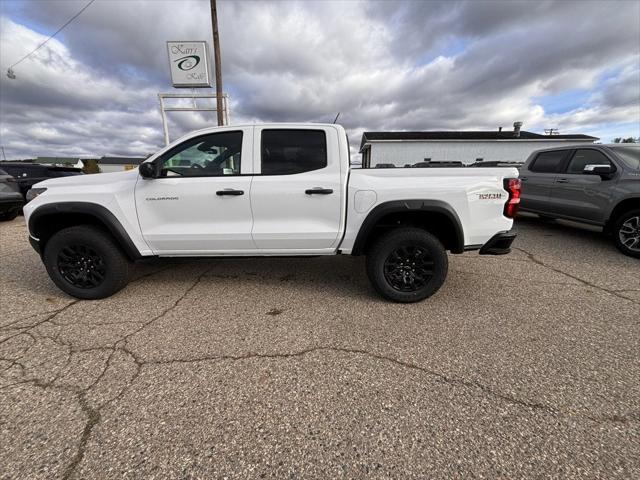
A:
[7,0,96,74]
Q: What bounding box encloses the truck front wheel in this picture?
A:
[366,227,448,303]
[43,225,132,299]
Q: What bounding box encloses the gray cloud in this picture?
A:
[0,0,638,159]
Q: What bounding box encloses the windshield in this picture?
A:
[609,145,640,170]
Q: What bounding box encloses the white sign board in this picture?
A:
[166,41,211,88]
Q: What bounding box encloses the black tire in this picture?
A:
[0,209,18,221]
[43,225,132,299]
[366,227,448,303]
[612,209,640,258]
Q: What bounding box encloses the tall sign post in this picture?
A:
[161,39,229,145]
[210,0,224,126]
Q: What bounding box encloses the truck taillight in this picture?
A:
[503,178,521,218]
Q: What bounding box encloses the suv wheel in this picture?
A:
[613,209,640,258]
[43,225,132,299]
[366,227,448,303]
[0,209,18,221]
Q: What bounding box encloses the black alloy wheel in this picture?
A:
[383,245,434,292]
[366,227,448,303]
[57,244,107,289]
[43,225,132,299]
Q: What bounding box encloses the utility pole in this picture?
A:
[210,0,224,126]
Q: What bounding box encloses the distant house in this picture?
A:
[6,156,146,174]
[32,156,80,166]
[97,156,145,173]
[77,156,146,173]
[359,123,599,168]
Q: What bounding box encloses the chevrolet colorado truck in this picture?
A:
[23,124,520,302]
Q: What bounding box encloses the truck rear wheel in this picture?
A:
[43,225,132,299]
[366,227,448,303]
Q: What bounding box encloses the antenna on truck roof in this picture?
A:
[333,112,341,124]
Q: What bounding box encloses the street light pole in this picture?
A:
[210,0,224,126]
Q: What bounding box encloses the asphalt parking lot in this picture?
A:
[1,215,638,479]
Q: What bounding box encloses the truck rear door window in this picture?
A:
[261,130,327,175]
[530,151,568,173]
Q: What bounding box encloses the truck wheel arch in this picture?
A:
[28,202,142,261]
[606,198,640,232]
[351,200,465,256]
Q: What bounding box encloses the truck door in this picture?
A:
[520,150,570,213]
[135,128,256,254]
[249,127,343,251]
[547,148,616,224]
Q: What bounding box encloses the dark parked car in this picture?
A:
[0,168,24,221]
[0,163,83,200]
[519,144,640,257]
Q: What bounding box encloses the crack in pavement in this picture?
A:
[0,300,79,341]
[61,392,100,480]
[7,376,101,480]
[121,266,213,347]
[514,247,640,307]
[0,266,211,479]
[450,268,579,288]
[3,340,636,478]
[2,248,636,477]
[139,345,637,426]
[1,263,173,330]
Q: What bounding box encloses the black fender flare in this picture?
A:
[351,199,465,255]
[28,202,142,260]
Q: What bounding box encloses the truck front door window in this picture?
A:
[160,131,243,177]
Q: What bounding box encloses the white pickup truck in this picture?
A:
[24,124,520,302]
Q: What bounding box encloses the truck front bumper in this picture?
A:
[479,229,517,255]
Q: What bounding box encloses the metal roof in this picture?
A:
[359,131,599,152]
[95,157,145,165]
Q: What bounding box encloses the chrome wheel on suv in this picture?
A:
[613,210,640,258]
[619,216,640,252]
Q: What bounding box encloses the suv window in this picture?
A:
[567,149,613,174]
[530,151,568,173]
[261,130,327,175]
[159,131,242,177]
[609,145,640,170]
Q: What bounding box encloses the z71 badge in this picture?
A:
[478,193,503,200]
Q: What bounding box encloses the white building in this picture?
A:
[75,156,145,173]
[359,124,599,168]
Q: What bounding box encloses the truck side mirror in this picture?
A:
[139,162,156,179]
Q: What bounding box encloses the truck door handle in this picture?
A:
[520,176,528,181]
[556,178,568,183]
[305,188,333,195]
[216,189,244,196]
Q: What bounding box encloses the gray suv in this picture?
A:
[519,144,640,258]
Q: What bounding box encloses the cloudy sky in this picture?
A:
[0,0,639,159]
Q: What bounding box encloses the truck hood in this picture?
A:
[34,169,138,189]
